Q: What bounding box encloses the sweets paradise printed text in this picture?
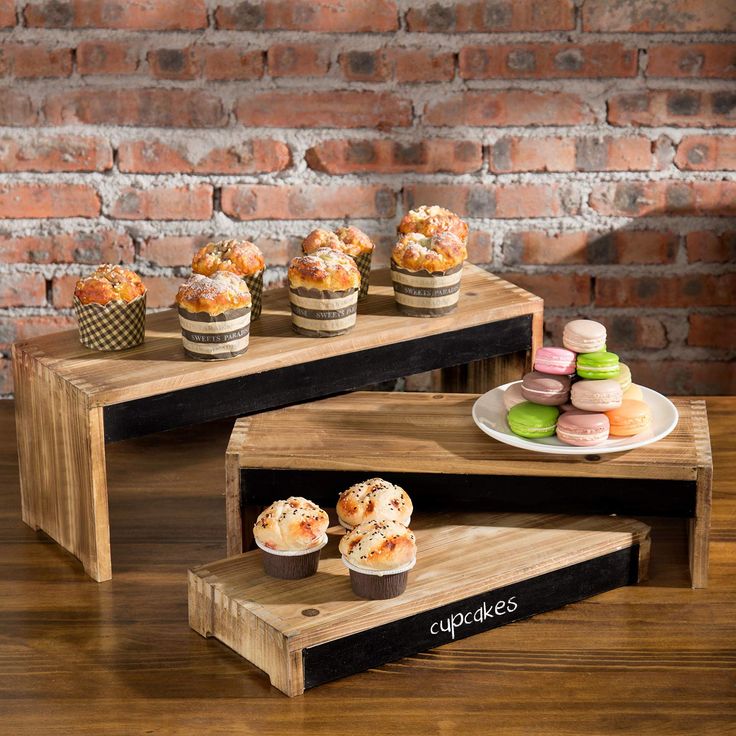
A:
[430,596,518,640]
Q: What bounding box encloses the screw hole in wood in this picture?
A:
[301,608,320,617]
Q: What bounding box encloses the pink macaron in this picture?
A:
[556,409,610,447]
[563,319,607,354]
[570,379,623,412]
[534,346,577,375]
[521,371,571,406]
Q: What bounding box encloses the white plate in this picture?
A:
[472,382,679,455]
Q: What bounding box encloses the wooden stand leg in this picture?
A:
[225,449,244,557]
[13,347,111,582]
[689,401,712,589]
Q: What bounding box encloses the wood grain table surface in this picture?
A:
[1,398,734,735]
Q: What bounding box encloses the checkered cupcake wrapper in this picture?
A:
[244,269,264,320]
[73,294,146,351]
[352,252,372,301]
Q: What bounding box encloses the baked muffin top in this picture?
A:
[253,497,329,552]
[336,478,413,529]
[191,239,265,278]
[175,271,251,316]
[392,231,467,273]
[339,519,416,571]
[74,264,146,306]
[397,205,469,243]
[289,247,361,292]
[302,226,374,258]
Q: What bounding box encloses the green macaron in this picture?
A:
[507,402,560,439]
[576,351,620,380]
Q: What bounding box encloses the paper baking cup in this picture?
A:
[391,261,463,317]
[73,293,146,351]
[244,269,264,321]
[255,535,328,579]
[351,251,373,301]
[338,516,412,531]
[342,556,416,599]
[289,286,359,337]
[178,305,251,361]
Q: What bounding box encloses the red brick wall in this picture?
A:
[1,0,734,395]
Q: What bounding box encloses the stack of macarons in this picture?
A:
[505,319,652,447]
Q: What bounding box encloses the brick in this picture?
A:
[44,88,227,127]
[236,91,411,128]
[688,315,736,350]
[647,44,736,79]
[221,185,396,220]
[675,136,736,171]
[256,236,302,266]
[583,0,736,33]
[403,183,577,219]
[0,273,46,307]
[200,47,264,81]
[0,90,36,125]
[306,139,481,174]
[268,44,329,77]
[0,0,14,27]
[686,231,736,263]
[625,360,735,396]
[499,272,591,308]
[340,48,455,83]
[52,273,181,308]
[608,90,736,127]
[589,181,736,217]
[9,44,73,77]
[0,183,99,218]
[215,0,399,32]
[147,47,198,80]
[0,231,133,264]
[406,0,574,32]
[0,359,12,395]
[503,231,587,265]
[459,43,636,79]
[110,186,213,221]
[467,231,494,263]
[77,40,139,75]
[544,314,668,350]
[25,0,207,29]
[140,235,209,267]
[0,135,112,172]
[0,315,76,348]
[118,139,290,175]
[424,91,592,126]
[596,274,736,308]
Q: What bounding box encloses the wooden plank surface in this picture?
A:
[13,265,542,407]
[1,399,734,734]
[233,392,707,480]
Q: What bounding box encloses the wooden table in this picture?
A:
[12,264,542,581]
[1,398,734,734]
[227,392,712,587]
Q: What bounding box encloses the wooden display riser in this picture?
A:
[189,512,650,697]
[12,265,542,581]
[227,392,712,588]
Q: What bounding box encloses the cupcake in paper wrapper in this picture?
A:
[336,478,413,530]
[339,520,417,600]
[73,265,147,351]
[175,272,252,361]
[253,497,330,580]
[288,248,361,337]
[391,231,467,318]
[302,226,374,301]
[192,239,266,320]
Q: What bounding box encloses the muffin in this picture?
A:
[288,247,361,337]
[398,205,469,243]
[303,226,375,300]
[191,239,266,320]
[73,264,147,351]
[339,519,417,599]
[336,478,413,530]
[391,231,467,317]
[175,271,252,361]
[253,497,329,579]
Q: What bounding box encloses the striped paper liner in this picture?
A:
[351,251,372,301]
[178,305,251,361]
[390,261,463,317]
[289,286,359,337]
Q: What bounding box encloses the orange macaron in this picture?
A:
[606,400,652,437]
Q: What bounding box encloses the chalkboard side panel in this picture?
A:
[302,546,639,690]
[103,315,532,442]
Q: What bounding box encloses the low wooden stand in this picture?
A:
[227,392,712,588]
[189,512,650,697]
[13,265,541,581]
